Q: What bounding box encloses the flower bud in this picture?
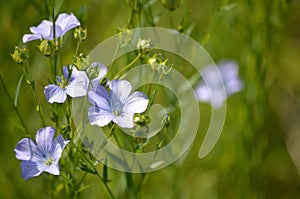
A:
[137,38,152,54]
[162,0,182,11]
[74,27,87,41]
[38,40,56,56]
[74,53,89,70]
[134,115,151,126]
[11,46,30,64]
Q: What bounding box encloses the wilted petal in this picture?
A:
[55,13,80,37]
[35,127,55,156]
[110,80,132,104]
[44,84,67,103]
[88,106,113,127]
[20,161,45,180]
[15,138,40,161]
[51,135,69,161]
[125,91,148,114]
[114,113,134,128]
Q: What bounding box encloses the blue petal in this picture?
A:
[55,13,80,37]
[110,80,132,104]
[22,34,42,43]
[15,138,40,162]
[44,84,67,103]
[65,67,89,98]
[51,135,70,161]
[30,20,53,40]
[113,113,134,128]
[43,162,60,176]
[88,106,113,127]
[20,161,45,180]
[88,86,111,110]
[125,91,148,114]
[35,127,55,157]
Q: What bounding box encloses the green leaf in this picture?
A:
[14,74,24,107]
[54,0,64,18]
[76,166,97,175]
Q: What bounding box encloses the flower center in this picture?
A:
[43,155,54,166]
[111,94,124,117]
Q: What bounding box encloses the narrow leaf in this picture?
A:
[14,74,24,107]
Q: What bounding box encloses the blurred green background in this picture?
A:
[1,0,300,198]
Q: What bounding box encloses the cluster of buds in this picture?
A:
[38,39,58,56]
[74,27,87,41]
[74,53,89,70]
[137,38,152,54]
[147,55,172,75]
[11,46,30,64]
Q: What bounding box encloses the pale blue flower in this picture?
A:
[23,13,80,43]
[14,127,69,180]
[88,80,149,128]
[44,66,89,103]
[195,60,243,108]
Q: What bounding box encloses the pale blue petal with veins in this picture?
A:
[88,80,148,128]
[14,127,69,180]
[44,66,89,104]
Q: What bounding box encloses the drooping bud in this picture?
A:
[74,53,89,70]
[74,27,87,41]
[11,46,30,64]
[38,40,56,56]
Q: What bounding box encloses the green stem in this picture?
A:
[0,75,28,134]
[113,53,141,79]
[70,141,116,199]
[24,61,46,126]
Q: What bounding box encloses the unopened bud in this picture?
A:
[11,46,30,64]
[137,38,152,54]
[74,27,87,41]
[134,115,151,126]
[74,53,89,70]
[38,40,56,56]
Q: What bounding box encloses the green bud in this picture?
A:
[11,46,30,64]
[38,40,56,56]
[162,0,182,11]
[74,27,87,41]
[134,115,151,126]
[163,114,171,128]
[74,53,89,70]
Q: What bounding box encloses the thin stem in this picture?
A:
[70,141,116,199]
[0,75,28,134]
[24,61,46,126]
[113,53,141,79]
